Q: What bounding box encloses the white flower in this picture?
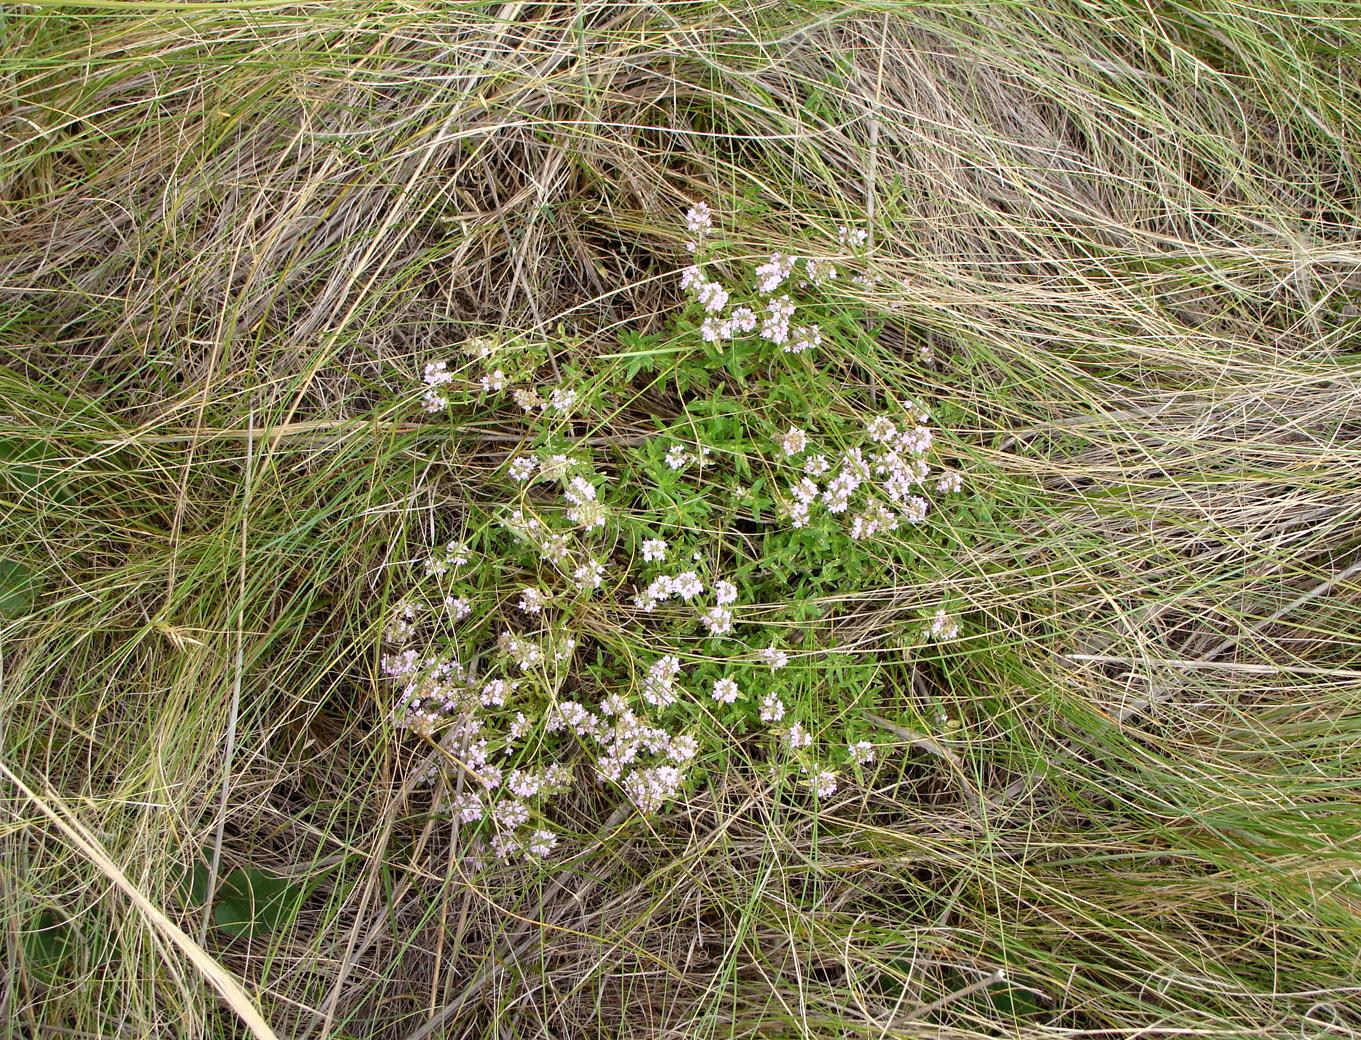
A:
[785,722,812,749]
[670,571,703,600]
[538,531,570,564]
[898,496,928,524]
[574,558,606,590]
[684,202,713,251]
[723,306,757,337]
[500,631,545,670]
[632,572,676,612]
[564,475,597,506]
[466,336,496,360]
[621,764,685,815]
[538,454,575,482]
[866,416,897,443]
[546,700,598,736]
[809,769,838,799]
[936,469,963,493]
[567,499,607,531]
[849,501,898,541]
[760,295,795,344]
[423,360,453,386]
[665,445,692,471]
[791,477,819,505]
[552,635,576,663]
[642,538,668,563]
[701,315,725,342]
[548,387,577,413]
[697,280,729,314]
[507,769,542,798]
[805,258,837,284]
[680,264,705,292]
[685,201,712,232]
[849,740,876,765]
[785,324,821,355]
[699,605,733,636]
[480,368,507,392]
[778,427,808,456]
[845,448,872,479]
[525,828,558,859]
[760,647,789,670]
[512,387,542,412]
[803,454,830,477]
[898,424,933,456]
[476,764,504,791]
[480,679,512,707]
[544,763,573,792]
[711,677,740,703]
[927,609,959,640]
[495,799,531,830]
[837,226,868,249]
[713,580,737,606]
[642,655,683,707]
[517,587,545,615]
[755,252,796,293]
[445,596,472,621]
[759,691,786,723]
[821,470,860,514]
[666,733,699,763]
[448,791,483,823]
[902,398,931,424]
[421,389,448,413]
[508,456,536,482]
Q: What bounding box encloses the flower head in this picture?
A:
[696,280,729,314]
[809,769,838,799]
[711,677,740,703]
[778,427,808,456]
[760,647,789,670]
[700,605,733,636]
[755,253,796,293]
[759,691,786,722]
[684,202,713,252]
[849,740,876,765]
[760,295,795,344]
[669,571,703,601]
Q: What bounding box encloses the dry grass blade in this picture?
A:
[0,761,280,1040]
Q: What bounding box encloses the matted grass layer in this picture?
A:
[3,2,1361,1037]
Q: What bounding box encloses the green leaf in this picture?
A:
[175,855,214,908]
[983,984,1046,1022]
[0,438,73,504]
[22,910,73,985]
[0,440,42,496]
[213,867,308,939]
[0,558,39,618]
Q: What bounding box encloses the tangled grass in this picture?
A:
[3,2,1361,1037]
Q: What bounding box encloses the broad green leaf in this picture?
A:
[22,910,73,985]
[0,558,39,618]
[213,867,308,939]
